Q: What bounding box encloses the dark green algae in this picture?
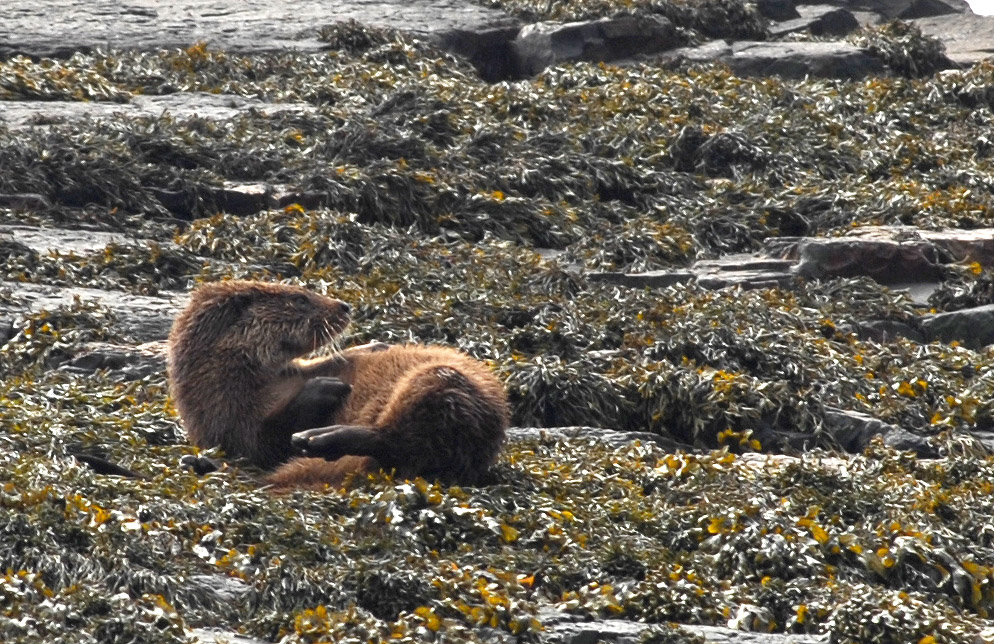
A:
[2,18,994,644]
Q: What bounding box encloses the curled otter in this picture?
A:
[167,280,508,489]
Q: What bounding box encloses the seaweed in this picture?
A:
[4,21,994,643]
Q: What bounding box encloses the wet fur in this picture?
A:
[167,281,508,490]
[167,281,351,470]
[267,345,509,490]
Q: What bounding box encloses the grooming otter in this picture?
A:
[167,280,509,489]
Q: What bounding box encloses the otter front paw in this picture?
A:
[299,376,352,402]
[273,377,352,432]
[292,424,386,462]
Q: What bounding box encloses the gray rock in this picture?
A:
[684,624,828,643]
[190,630,266,644]
[849,319,927,343]
[508,426,687,451]
[803,0,971,19]
[668,40,887,80]
[0,194,52,211]
[435,26,521,82]
[60,341,167,380]
[922,303,994,349]
[693,255,797,290]
[588,254,795,292]
[823,407,937,456]
[0,224,140,255]
[1,280,182,342]
[536,610,828,643]
[214,182,274,217]
[769,5,860,37]
[0,94,315,130]
[912,14,994,66]
[512,14,678,77]
[756,0,802,21]
[793,235,944,282]
[591,226,993,296]
[782,226,994,283]
[0,0,520,63]
[723,41,888,80]
[587,269,695,289]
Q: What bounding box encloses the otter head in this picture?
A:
[174,281,352,372]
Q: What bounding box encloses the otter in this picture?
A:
[167,280,509,490]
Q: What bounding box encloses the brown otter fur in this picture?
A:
[268,344,509,489]
[167,280,354,469]
[167,280,509,490]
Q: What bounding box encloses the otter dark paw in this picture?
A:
[179,454,221,476]
[300,376,353,401]
[292,424,387,462]
[277,377,352,431]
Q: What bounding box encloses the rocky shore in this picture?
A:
[3,1,994,643]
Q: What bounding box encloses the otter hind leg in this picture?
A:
[372,364,507,483]
[292,424,386,462]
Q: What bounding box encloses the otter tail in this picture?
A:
[265,455,376,491]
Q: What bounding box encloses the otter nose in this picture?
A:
[340,302,351,315]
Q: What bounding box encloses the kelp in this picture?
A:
[3,19,994,643]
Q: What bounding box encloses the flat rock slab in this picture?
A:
[0,0,519,58]
[0,224,145,254]
[0,94,315,129]
[538,610,828,643]
[912,14,994,64]
[779,225,994,283]
[589,254,796,291]
[819,0,971,19]
[508,425,687,450]
[588,226,992,297]
[2,280,182,342]
[668,40,888,80]
[512,14,678,77]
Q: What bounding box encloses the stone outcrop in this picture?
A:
[783,226,994,282]
[1,0,991,81]
[922,303,994,349]
[0,0,520,62]
[911,15,994,65]
[511,14,677,77]
[768,5,861,37]
[587,225,994,349]
[666,41,889,80]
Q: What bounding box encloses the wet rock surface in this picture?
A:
[767,5,861,38]
[0,0,520,59]
[2,0,991,79]
[911,14,994,65]
[0,93,316,130]
[512,14,677,77]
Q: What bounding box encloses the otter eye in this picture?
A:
[293,294,311,308]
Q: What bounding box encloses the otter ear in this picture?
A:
[202,292,254,337]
